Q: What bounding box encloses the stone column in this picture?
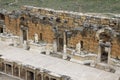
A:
[53,39,57,53]
[4,63,6,73]
[18,66,21,78]
[108,47,111,64]
[11,64,13,75]
[41,72,44,80]
[107,42,111,64]
[20,27,23,47]
[25,70,27,80]
[63,31,67,59]
[3,25,6,34]
[46,44,50,55]
[34,71,35,80]
[97,41,101,63]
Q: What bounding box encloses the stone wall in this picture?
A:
[0,5,120,59]
[0,58,67,80]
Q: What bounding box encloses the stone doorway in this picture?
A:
[96,28,112,64]
[13,67,19,77]
[21,25,28,44]
[36,74,41,80]
[39,33,43,41]
[0,13,5,20]
[101,47,108,63]
[45,76,49,80]
[22,29,27,41]
[51,78,56,80]
[27,71,34,80]
[57,37,63,51]
[6,64,12,75]
[0,27,3,33]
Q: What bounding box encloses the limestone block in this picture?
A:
[101,18,110,25]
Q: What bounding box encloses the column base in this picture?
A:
[62,54,67,60]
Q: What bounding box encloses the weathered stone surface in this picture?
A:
[0,5,120,59]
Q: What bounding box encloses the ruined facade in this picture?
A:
[0,5,120,80]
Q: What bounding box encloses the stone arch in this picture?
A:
[45,76,49,80]
[20,17,26,25]
[96,27,113,64]
[37,74,42,80]
[20,17,25,21]
[96,27,114,41]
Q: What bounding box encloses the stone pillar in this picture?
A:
[108,47,111,64]
[34,72,35,80]
[97,41,101,63]
[53,39,57,53]
[20,28,23,46]
[63,31,67,59]
[107,42,111,64]
[4,63,6,73]
[18,66,21,77]
[23,40,27,49]
[3,25,6,34]
[41,73,44,80]
[11,65,13,75]
[46,44,50,55]
[25,70,27,80]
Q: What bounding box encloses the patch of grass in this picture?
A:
[0,0,120,13]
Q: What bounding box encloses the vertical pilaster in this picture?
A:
[4,63,6,73]
[41,73,44,80]
[25,70,27,80]
[11,64,13,75]
[76,41,81,54]
[97,41,101,63]
[34,71,36,80]
[46,44,50,55]
[108,42,111,64]
[63,31,67,59]
[3,25,6,34]
[20,27,23,46]
[18,66,21,78]
[53,39,57,53]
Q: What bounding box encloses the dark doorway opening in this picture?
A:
[20,68,25,79]
[101,47,108,63]
[6,64,12,75]
[14,67,19,77]
[39,33,43,41]
[51,78,56,80]
[101,52,108,63]
[0,13,5,20]
[27,71,34,80]
[23,30,27,41]
[80,41,83,48]
[0,27,3,33]
[37,74,41,80]
[58,38,63,51]
[45,76,49,80]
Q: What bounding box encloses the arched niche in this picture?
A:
[96,27,113,64]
